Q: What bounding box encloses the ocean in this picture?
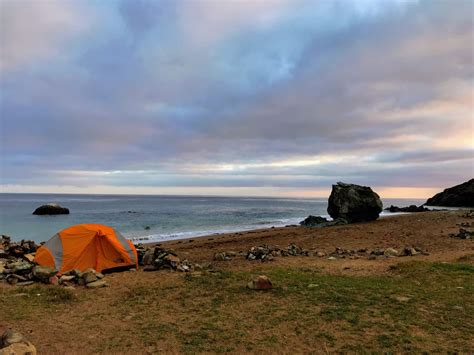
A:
[0,193,425,243]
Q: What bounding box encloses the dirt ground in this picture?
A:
[1,211,473,354]
[156,210,474,274]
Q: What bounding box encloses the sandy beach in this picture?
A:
[1,210,473,353]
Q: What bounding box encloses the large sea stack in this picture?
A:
[425,179,474,207]
[32,204,69,215]
[327,182,383,223]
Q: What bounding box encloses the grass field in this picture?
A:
[1,258,473,353]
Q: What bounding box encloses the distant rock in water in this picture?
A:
[32,203,69,215]
[327,182,383,223]
[425,179,474,207]
[384,205,430,213]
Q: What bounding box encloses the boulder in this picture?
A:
[247,275,273,290]
[327,182,383,223]
[32,204,69,215]
[425,179,474,207]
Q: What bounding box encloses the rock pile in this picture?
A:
[449,228,473,240]
[214,244,427,262]
[141,246,194,272]
[323,246,427,259]
[1,235,38,260]
[1,235,108,288]
[1,261,108,288]
[0,329,37,355]
[246,244,312,261]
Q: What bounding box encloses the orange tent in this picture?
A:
[34,224,138,273]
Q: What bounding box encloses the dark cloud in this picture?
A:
[1,0,472,195]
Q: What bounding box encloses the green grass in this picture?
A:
[0,285,77,320]
[108,261,473,353]
[1,261,473,353]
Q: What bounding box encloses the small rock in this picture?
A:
[143,265,159,272]
[214,252,226,261]
[316,252,326,257]
[384,248,399,257]
[16,281,34,287]
[49,275,59,286]
[59,275,76,283]
[392,295,411,302]
[22,253,35,263]
[32,265,57,282]
[247,275,273,290]
[85,280,108,289]
[327,256,336,260]
[82,271,98,284]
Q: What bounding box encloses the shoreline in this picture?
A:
[145,210,473,268]
[132,209,450,246]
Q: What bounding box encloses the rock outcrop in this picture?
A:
[327,182,383,223]
[299,215,348,227]
[425,179,474,207]
[384,205,430,213]
[32,203,69,215]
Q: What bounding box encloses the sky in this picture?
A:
[0,0,473,198]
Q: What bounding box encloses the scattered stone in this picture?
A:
[32,265,57,282]
[384,248,399,257]
[247,275,273,290]
[327,257,337,260]
[392,295,411,302]
[16,281,34,287]
[81,270,98,284]
[449,228,474,240]
[138,246,196,272]
[85,280,108,289]
[49,275,59,286]
[327,182,383,223]
[400,247,420,256]
[32,203,69,215]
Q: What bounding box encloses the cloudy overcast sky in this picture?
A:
[0,0,473,198]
